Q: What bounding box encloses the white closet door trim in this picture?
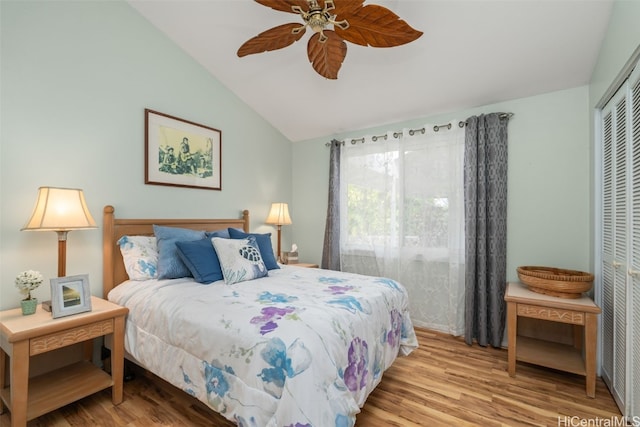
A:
[598,82,628,412]
[626,62,640,419]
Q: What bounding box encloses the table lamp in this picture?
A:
[21,187,97,277]
[265,202,292,263]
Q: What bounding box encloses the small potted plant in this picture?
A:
[15,270,44,315]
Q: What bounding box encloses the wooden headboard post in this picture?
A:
[102,205,250,299]
[103,205,116,299]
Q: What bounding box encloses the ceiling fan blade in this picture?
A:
[332,0,364,17]
[334,4,423,47]
[307,30,347,79]
[237,23,306,57]
[255,0,313,14]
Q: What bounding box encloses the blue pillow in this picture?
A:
[228,228,279,270]
[153,225,206,279]
[206,229,231,239]
[175,238,223,284]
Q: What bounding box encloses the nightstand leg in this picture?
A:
[507,301,517,377]
[585,313,597,398]
[0,347,5,414]
[11,341,29,427]
[111,315,125,405]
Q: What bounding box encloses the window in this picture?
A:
[339,125,465,334]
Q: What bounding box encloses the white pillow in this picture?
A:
[211,236,267,284]
[117,235,158,280]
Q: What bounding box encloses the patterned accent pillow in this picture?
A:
[117,235,158,280]
[153,225,206,279]
[211,236,268,285]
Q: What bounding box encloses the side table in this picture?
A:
[0,296,128,426]
[504,282,601,398]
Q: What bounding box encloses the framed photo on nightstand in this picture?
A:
[50,274,92,318]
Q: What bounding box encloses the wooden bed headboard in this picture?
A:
[102,205,250,298]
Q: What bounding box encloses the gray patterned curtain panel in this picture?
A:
[464,113,510,347]
[322,139,342,270]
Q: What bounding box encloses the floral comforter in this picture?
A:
[108,265,418,427]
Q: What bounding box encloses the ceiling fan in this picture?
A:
[237,0,423,79]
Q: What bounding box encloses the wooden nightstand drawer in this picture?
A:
[30,319,114,356]
[517,304,585,325]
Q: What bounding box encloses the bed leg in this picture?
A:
[101,346,135,381]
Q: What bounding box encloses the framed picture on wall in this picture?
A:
[50,274,92,318]
[145,109,222,190]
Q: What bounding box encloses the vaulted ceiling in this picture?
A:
[128,0,613,142]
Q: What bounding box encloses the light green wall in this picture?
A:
[293,86,592,282]
[0,1,292,309]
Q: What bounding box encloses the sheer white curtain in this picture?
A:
[339,123,465,335]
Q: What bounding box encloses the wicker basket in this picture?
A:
[516,266,594,299]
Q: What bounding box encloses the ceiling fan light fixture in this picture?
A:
[308,13,326,33]
[294,0,340,34]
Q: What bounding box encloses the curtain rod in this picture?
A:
[325,112,513,146]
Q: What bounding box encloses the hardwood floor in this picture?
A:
[2,328,621,427]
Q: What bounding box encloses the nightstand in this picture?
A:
[505,282,600,398]
[0,296,128,426]
[291,263,319,268]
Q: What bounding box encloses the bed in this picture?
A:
[103,205,418,427]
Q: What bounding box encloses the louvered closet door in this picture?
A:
[628,64,640,418]
[600,83,628,409]
[613,91,628,405]
[601,105,615,389]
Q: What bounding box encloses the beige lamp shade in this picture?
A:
[22,187,97,277]
[22,187,97,231]
[265,203,292,226]
[265,203,292,264]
